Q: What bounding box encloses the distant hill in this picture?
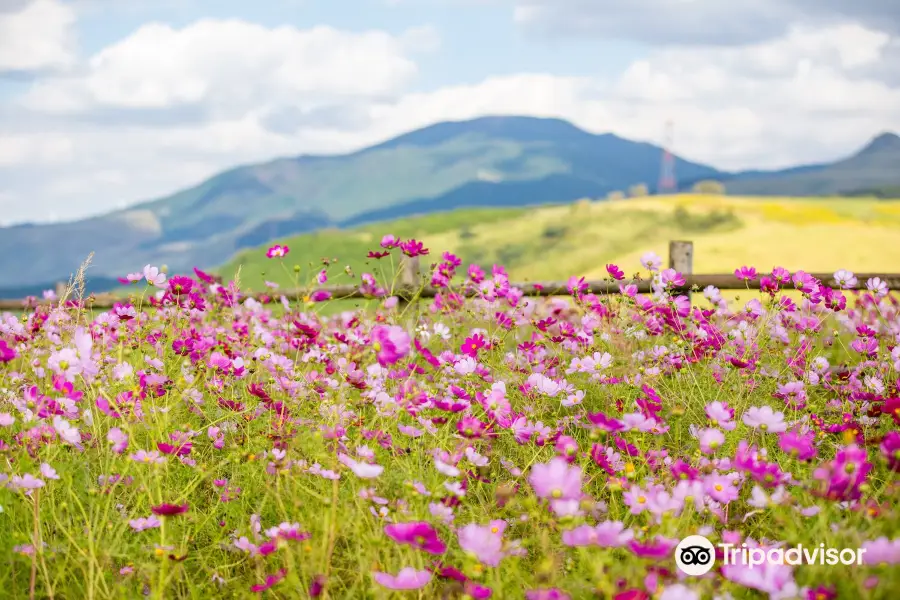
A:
[723,132,900,196]
[0,116,723,292]
[1,116,898,296]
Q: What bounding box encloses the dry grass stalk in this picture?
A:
[56,253,95,319]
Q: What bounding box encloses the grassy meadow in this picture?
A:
[1,193,899,599]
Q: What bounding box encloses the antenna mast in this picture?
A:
[658,120,677,194]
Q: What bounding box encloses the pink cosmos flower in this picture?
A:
[108,428,129,454]
[457,520,507,566]
[640,252,662,271]
[705,401,736,430]
[697,428,725,454]
[561,521,633,548]
[881,431,900,471]
[131,450,165,464]
[372,567,432,590]
[337,453,383,479]
[460,333,486,357]
[606,264,625,280]
[526,589,570,600]
[528,457,583,500]
[10,473,45,491]
[722,549,800,598]
[383,522,446,554]
[250,569,286,592]
[778,430,817,461]
[381,234,400,249]
[129,516,161,531]
[265,244,289,259]
[142,264,166,287]
[734,266,757,281]
[833,269,857,289]
[371,325,411,366]
[742,406,787,433]
[812,444,872,501]
[40,463,59,480]
[866,277,888,297]
[628,537,677,559]
[659,268,685,288]
[862,537,900,565]
[704,474,740,503]
[400,239,428,257]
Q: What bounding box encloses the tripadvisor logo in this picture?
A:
[676,535,716,576]
[675,534,868,577]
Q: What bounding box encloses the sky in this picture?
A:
[0,0,899,225]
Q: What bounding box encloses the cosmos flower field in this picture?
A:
[1,236,899,600]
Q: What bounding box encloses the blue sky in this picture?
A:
[72,0,646,86]
[0,0,898,224]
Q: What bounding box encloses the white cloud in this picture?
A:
[1,14,899,224]
[22,20,421,113]
[513,0,900,45]
[0,0,77,73]
[0,132,74,166]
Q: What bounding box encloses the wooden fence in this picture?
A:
[1,241,899,312]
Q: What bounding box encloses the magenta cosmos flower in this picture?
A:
[371,325,411,366]
[372,567,432,590]
[526,589,571,600]
[250,568,286,592]
[151,503,189,517]
[0,339,16,362]
[528,457,583,500]
[384,522,446,554]
[266,244,289,258]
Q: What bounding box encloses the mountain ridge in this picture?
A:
[0,117,898,294]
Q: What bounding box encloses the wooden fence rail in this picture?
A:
[1,241,899,312]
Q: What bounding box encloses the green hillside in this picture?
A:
[0,116,721,291]
[220,194,900,296]
[725,132,900,196]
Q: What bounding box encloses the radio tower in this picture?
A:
[657,120,677,194]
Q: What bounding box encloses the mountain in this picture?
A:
[1,117,897,295]
[0,116,723,292]
[722,132,900,196]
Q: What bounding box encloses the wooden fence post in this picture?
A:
[397,255,420,327]
[668,240,693,303]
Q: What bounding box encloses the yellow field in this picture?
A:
[395,195,900,282]
[582,195,900,278]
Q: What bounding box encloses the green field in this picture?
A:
[220,194,900,294]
